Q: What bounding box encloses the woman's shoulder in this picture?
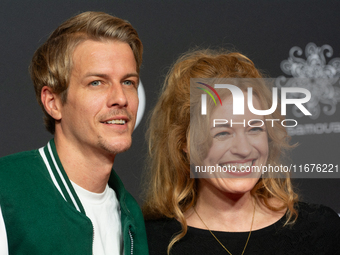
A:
[257,202,340,254]
[145,218,182,255]
[296,201,340,222]
[145,217,180,230]
[145,217,182,240]
[291,202,340,245]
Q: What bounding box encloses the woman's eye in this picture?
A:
[214,131,231,141]
[90,80,101,86]
[249,127,264,133]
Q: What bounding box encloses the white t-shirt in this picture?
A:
[0,183,122,255]
[71,181,123,255]
[0,208,8,255]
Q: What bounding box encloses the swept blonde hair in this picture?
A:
[143,49,298,254]
[30,11,142,134]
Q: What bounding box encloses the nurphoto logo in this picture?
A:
[199,83,311,116]
[197,80,312,128]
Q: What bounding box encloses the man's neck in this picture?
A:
[54,135,115,193]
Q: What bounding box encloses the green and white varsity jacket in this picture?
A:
[0,139,149,255]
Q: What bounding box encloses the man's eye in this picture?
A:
[123,80,134,86]
[90,80,101,86]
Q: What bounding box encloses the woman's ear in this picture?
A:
[183,146,188,153]
[183,129,190,154]
[41,86,62,120]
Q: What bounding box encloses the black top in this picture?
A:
[145,202,340,255]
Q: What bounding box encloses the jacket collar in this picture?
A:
[39,139,133,224]
[38,139,86,214]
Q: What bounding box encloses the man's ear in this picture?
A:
[41,86,62,120]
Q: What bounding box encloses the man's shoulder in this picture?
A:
[0,149,40,164]
[0,149,42,175]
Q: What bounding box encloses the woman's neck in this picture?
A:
[184,179,287,232]
[185,180,256,232]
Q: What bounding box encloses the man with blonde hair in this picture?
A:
[0,11,148,255]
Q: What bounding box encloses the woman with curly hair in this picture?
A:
[143,49,340,255]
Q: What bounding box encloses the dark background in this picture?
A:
[0,0,339,213]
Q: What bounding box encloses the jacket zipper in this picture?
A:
[92,226,95,255]
[128,228,134,255]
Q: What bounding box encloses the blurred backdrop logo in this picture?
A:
[135,80,145,129]
[276,43,340,136]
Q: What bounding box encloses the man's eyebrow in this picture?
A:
[83,72,139,81]
[84,73,110,79]
[121,73,139,81]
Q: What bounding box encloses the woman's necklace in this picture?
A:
[193,200,256,255]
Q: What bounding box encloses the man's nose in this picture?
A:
[107,83,128,108]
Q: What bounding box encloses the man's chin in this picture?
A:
[98,138,132,155]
